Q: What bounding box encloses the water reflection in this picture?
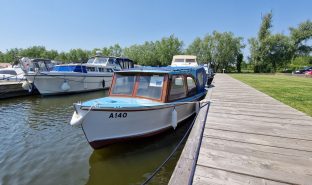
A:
[0,90,193,185]
[86,116,193,185]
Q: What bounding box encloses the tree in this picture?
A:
[66,49,90,63]
[290,20,312,57]
[265,34,293,71]
[236,53,243,73]
[186,31,244,72]
[155,35,183,66]
[109,44,123,57]
[249,12,274,72]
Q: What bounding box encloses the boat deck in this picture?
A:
[169,74,312,185]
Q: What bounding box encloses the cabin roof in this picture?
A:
[118,66,204,75]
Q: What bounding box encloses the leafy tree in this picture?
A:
[109,44,123,57]
[155,35,183,66]
[66,49,90,63]
[289,20,312,57]
[187,31,244,72]
[265,34,293,71]
[236,53,243,73]
[101,47,112,56]
[55,52,68,62]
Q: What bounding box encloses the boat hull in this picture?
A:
[78,103,196,149]
[25,73,112,95]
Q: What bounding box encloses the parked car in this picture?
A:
[305,71,312,76]
[293,66,312,74]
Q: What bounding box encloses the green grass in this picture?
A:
[230,74,312,116]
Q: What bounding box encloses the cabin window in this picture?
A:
[187,76,196,96]
[0,70,17,75]
[111,74,136,95]
[87,67,96,72]
[186,59,196,63]
[136,75,164,100]
[169,75,186,101]
[174,59,184,63]
[98,68,104,72]
[108,58,115,64]
[105,68,113,72]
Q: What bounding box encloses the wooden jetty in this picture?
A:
[0,81,31,99]
[169,74,312,185]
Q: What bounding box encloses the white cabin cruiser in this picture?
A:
[23,54,134,95]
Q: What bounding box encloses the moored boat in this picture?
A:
[70,66,207,149]
[22,53,134,95]
[171,55,198,67]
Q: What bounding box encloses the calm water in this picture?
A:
[0,91,191,185]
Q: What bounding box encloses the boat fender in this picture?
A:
[102,80,105,88]
[171,107,178,129]
[196,101,200,114]
[22,81,32,92]
[70,111,84,126]
[61,80,70,91]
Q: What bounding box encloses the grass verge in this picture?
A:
[230,74,312,116]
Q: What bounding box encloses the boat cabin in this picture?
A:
[171,55,199,67]
[109,67,207,102]
[52,65,88,73]
[87,55,134,71]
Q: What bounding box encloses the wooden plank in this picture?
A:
[209,105,309,117]
[209,109,312,121]
[197,138,312,184]
[204,128,312,152]
[201,137,312,160]
[205,121,312,141]
[193,165,289,185]
[208,112,312,126]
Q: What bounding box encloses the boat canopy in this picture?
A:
[52,65,87,73]
[117,66,207,93]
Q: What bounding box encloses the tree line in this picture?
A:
[0,12,311,73]
[249,12,312,73]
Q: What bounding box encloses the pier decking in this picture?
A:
[169,74,312,185]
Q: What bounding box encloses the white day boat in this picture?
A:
[22,54,134,95]
[70,66,207,149]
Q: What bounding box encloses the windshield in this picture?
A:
[136,75,164,99]
[87,57,109,64]
[111,74,136,95]
[111,74,165,100]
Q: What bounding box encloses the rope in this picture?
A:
[140,101,210,185]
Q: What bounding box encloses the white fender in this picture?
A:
[61,80,70,91]
[70,103,85,126]
[171,107,178,129]
[22,81,32,91]
[70,111,84,126]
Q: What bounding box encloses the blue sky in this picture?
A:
[0,0,311,56]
